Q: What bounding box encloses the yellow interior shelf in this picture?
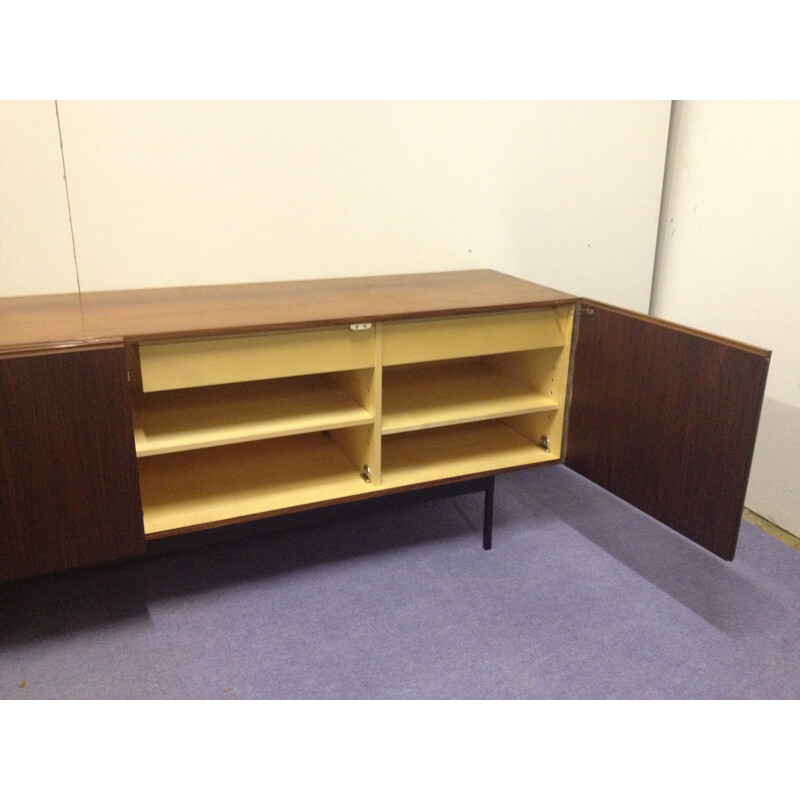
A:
[138,431,373,536]
[381,419,558,489]
[382,360,559,435]
[132,374,373,456]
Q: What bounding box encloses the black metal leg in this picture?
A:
[483,476,495,550]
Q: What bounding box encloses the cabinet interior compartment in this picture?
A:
[131,369,376,457]
[129,303,573,538]
[482,344,572,459]
[381,355,560,435]
[379,305,574,484]
[380,415,560,489]
[128,326,380,536]
[138,427,376,536]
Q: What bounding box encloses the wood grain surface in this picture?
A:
[0,270,575,349]
[0,347,145,581]
[565,302,770,560]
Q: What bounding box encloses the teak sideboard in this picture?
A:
[0,270,770,583]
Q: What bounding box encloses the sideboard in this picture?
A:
[0,270,770,582]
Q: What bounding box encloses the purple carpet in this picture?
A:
[1,465,799,699]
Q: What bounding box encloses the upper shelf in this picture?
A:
[132,374,373,456]
[382,361,559,434]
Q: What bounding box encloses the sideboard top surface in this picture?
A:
[0,270,576,351]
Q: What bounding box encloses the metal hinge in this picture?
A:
[349,322,373,331]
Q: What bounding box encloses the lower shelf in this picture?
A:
[138,431,372,536]
[381,419,557,489]
[137,418,557,538]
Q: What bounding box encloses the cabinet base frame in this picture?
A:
[145,474,498,555]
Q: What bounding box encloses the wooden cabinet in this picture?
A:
[0,271,770,582]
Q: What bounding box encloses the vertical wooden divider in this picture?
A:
[327,322,382,486]
[372,322,383,485]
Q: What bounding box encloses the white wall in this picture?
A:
[652,101,800,535]
[46,101,669,311]
[0,101,77,295]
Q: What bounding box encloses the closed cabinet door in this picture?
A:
[0,346,145,582]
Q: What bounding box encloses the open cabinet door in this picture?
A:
[564,301,770,560]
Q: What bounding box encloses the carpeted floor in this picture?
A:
[1,465,799,699]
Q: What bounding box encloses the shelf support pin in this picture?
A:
[539,435,551,453]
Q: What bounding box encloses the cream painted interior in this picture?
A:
[132,308,573,536]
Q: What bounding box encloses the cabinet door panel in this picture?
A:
[0,347,145,582]
[565,302,770,560]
